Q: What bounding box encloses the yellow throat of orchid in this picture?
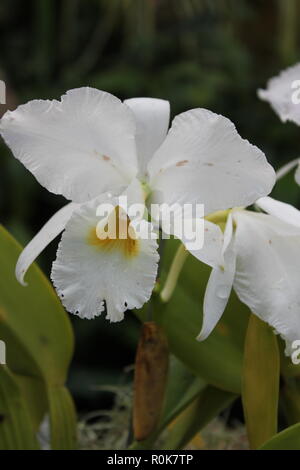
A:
[88,206,139,258]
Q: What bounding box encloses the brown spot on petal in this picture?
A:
[93,150,111,161]
[203,162,214,167]
[176,160,189,167]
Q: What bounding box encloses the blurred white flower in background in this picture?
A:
[258,62,300,125]
[259,63,300,185]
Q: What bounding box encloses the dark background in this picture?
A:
[0,0,299,412]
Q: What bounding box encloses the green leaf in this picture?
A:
[161,356,205,426]
[242,314,280,449]
[14,375,48,431]
[259,423,300,450]
[0,225,76,449]
[154,284,244,393]
[162,386,236,450]
[47,386,77,450]
[0,225,74,385]
[0,366,39,450]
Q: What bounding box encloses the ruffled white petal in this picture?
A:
[147,108,275,215]
[233,210,300,354]
[16,202,77,286]
[258,63,300,125]
[124,98,170,179]
[51,196,159,321]
[256,196,300,228]
[197,214,236,341]
[0,88,138,202]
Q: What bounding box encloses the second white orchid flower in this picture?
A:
[198,196,300,355]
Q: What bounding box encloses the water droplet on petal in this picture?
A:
[216,285,228,299]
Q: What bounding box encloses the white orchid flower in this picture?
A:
[198,196,300,355]
[258,63,300,184]
[0,87,275,321]
[258,62,300,125]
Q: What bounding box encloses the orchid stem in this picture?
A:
[160,244,188,303]
[276,158,299,181]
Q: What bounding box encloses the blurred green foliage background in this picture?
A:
[1,0,300,413]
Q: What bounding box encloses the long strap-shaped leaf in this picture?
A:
[162,386,236,450]
[0,367,39,450]
[259,423,300,450]
[0,226,77,449]
[242,314,280,449]
[47,385,77,450]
